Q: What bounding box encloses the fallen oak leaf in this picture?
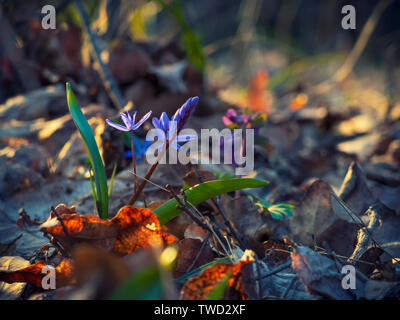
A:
[291,246,365,300]
[0,258,74,289]
[40,205,177,256]
[179,250,255,300]
[41,207,117,252]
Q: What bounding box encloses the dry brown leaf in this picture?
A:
[288,180,359,257]
[41,204,177,256]
[174,238,215,278]
[180,251,254,300]
[0,258,74,289]
[291,246,364,299]
[263,239,291,267]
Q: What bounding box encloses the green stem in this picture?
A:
[130,132,138,195]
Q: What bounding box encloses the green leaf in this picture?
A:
[110,266,162,300]
[66,83,109,219]
[175,257,231,284]
[108,162,117,198]
[153,178,269,225]
[88,165,98,212]
[155,0,205,72]
[207,272,232,300]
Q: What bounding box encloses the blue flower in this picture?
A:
[106,111,152,132]
[124,136,151,163]
[172,96,199,129]
[152,112,196,150]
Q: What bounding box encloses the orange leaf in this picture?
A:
[289,93,308,111]
[0,259,74,289]
[248,70,270,113]
[40,205,177,256]
[111,206,177,255]
[180,251,254,300]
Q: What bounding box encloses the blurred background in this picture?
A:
[1,0,400,300]
[1,0,400,199]
[1,0,399,104]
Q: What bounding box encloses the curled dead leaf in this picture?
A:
[0,258,74,289]
[180,250,254,300]
[41,205,177,256]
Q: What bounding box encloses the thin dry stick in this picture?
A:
[50,206,70,239]
[192,164,248,250]
[128,116,189,206]
[130,132,138,195]
[333,197,400,264]
[167,185,231,258]
[74,0,126,110]
[257,260,292,280]
[281,276,297,299]
[185,232,212,273]
[334,0,394,83]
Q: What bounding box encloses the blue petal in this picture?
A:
[131,112,137,126]
[106,119,130,131]
[120,113,131,129]
[132,110,152,130]
[152,117,161,129]
[172,109,180,124]
[160,112,170,131]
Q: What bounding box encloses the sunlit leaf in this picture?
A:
[66,83,109,219]
[154,178,269,225]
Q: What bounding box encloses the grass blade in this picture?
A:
[153,178,268,225]
[108,162,117,198]
[66,83,109,219]
[207,272,232,300]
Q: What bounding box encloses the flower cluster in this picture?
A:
[106,97,199,154]
[222,109,251,128]
[152,96,199,150]
[222,108,266,129]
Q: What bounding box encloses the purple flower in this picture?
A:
[106,111,152,132]
[152,112,196,150]
[222,109,251,128]
[172,96,199,129]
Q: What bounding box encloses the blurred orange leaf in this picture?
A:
[0,259,74,289]
[248,70,269,113]
[289,93,308,111]
[180,250,254,300]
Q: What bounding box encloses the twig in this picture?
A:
[50,206,70,239]
[333,0,394,83]
[185,232,212,273]
[310,0,394,96]
[74,0,126,110]
[42,233,69,258]
[50,206,74,252]
[128,110,192,206]
[192,164,248,250]
[257,260,292,280]
[167,185,231,258]
[281,276,297,299]
[130,132,138,195]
